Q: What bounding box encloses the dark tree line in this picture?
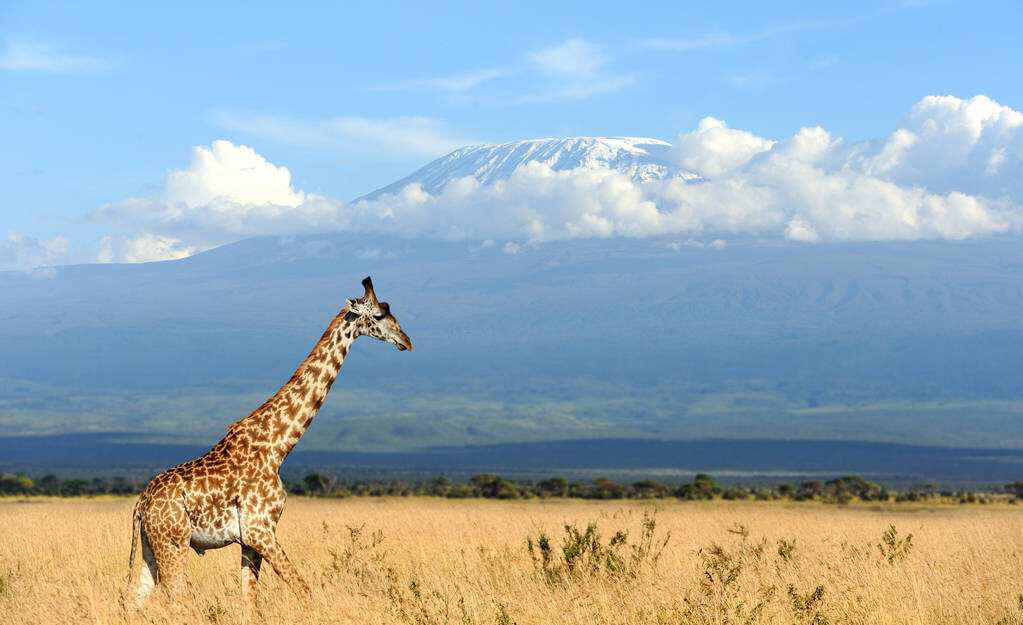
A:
[1,471,1017,504]
[0,473,140,496]
[284,472,1015,504]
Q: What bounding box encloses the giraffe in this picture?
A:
[126,276,412,606]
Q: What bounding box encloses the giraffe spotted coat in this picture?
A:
[127,277,412,605]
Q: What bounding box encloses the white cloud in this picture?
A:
[0,40,107,72]
[636,6,934,54]
[346,95,1021,243]
[785,217,819,243]
[369,38,631,102]
[89,140,347,262]
[638,32,770,52]
[0,231,68,271]
[98,233,196,264]
[523,38,633,101]
[674,117,775,177]
[853,95,1023,199]
[212,112,475,158]
[327,117,475,156]
[530,38,607,76]
[166,140,306,208]
[373,68,508,93]
[88,95,1023,266]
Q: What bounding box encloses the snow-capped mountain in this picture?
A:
[358,136,700,200]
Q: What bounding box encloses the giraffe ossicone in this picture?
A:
[126,276,412,606]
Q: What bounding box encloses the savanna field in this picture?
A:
[2,498,1023,625]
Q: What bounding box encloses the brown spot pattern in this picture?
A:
[126,298,415,605]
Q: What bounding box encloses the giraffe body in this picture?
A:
[127,277,412,606]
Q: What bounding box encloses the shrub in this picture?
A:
[676,474,720,500]
[878,524,913,564]
[526,511,668,585]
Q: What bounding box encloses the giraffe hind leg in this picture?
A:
[151,534,190,598]
[142,500,192,599]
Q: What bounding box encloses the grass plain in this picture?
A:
[2,497,1023,625]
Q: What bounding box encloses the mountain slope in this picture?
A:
[3,235,1023,453]
[357,137,699,200]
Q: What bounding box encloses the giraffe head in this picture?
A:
[343,276,413,351]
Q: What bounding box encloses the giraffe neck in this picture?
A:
[231,310,358,470]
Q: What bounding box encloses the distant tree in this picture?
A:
[676,474,720,500]
[60,479,91,496]
[631,479,669,498]
[537,476,569,497]
[1004,481,1023,499]
[427,476,451,496]
[470,474,519,499]
[721,486,750,500]
[110,476,135,495]
[303,473,332,496]
[37,474,60,495]
[795,481,824,501]
[591,477,625,499]
[824,476,884,502]
[0,473,34,494]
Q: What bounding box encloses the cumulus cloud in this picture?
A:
[852,95,1023,199]
[347,95,1021,243]
[97,234,196,264]
[166,141,306,208]
[0,40,108,72]
[0,231,68,272]
[674,117,776,177]
[89,140,346,262]
[87,95,1023,266]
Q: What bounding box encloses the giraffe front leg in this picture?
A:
[242,524,310,599]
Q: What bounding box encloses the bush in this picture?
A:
[0,474,33,495]
[526,511,669,585]
[676,474,720,500]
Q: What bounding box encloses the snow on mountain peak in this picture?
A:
[358,136,699,200]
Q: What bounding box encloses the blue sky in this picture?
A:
[2,1,1022,267]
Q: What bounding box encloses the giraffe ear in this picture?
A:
[344,304,360,322]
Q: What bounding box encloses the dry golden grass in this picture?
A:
[2,496,1023,624]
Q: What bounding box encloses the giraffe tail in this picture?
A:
[127,498,142,584]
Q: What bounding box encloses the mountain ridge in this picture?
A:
[356,136,700,200]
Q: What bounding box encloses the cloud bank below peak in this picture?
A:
[350,94,1021,243]
[84,94,1022,264]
